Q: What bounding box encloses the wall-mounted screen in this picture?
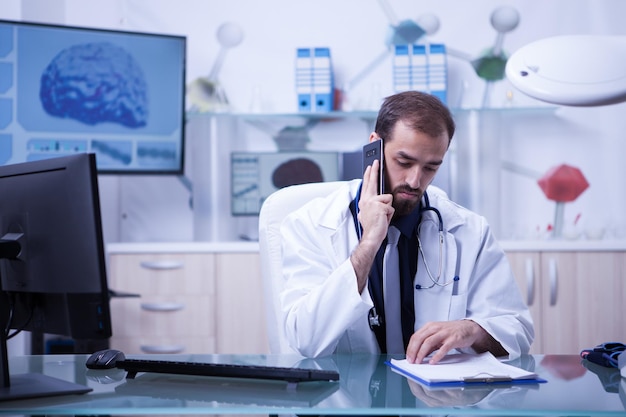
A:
[0,19,186,174]
[231,151,340,216]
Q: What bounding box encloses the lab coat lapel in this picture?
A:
[308,180,360,267]
[318,180,361,263]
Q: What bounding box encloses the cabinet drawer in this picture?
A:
[110,295,214,338]
[108,253,216,296]
[107,249,269,355]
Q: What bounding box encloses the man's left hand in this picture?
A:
[405,320,506,364]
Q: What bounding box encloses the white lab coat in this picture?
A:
[279,179,534,358]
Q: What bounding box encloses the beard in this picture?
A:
[391,184,423,217]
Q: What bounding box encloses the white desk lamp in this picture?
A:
[505,35,626,106]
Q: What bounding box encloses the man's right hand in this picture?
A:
[359,160,394,244]
[350,160,394,292]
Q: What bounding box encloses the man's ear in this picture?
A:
[368,133,380,143]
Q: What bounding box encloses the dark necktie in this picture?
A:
[383,225,403,354]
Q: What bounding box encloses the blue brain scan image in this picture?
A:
[39,42,148,127]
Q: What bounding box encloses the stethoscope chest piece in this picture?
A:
[368,307,381,329]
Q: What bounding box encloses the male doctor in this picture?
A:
[279,91,534,362]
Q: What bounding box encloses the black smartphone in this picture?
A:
[362,139,384,194]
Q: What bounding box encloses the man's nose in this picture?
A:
[406,168,422,189]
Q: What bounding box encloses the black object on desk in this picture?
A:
[115,358,340,383]
[115,372,340,407]
[86,349,126,369]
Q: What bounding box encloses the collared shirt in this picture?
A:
[350,194,422,353]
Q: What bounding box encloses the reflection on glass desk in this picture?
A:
[1,353,625,415]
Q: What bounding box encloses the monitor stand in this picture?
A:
[0,372,92,402]
[0,289,92,401]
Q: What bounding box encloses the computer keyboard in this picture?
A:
[115,358,340,383]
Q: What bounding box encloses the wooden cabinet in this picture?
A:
[107,248,269,355]
[506,250,626,354]
[214,252,268,354]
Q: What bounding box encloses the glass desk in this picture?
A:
[0,353,624,415]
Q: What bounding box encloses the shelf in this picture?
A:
[185,106,557,122]
[187,110,374,118]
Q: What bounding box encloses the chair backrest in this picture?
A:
[258,181,347,354]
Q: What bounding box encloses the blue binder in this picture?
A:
[295,47,334,112]
[393,43,447,104]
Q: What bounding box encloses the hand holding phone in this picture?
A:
[362,139,384,194]
[359,139,394,246]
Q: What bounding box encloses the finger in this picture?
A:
[406,331,429,364]
[415,341,437,365]
[362,163,371,178]
[362,159,379,196]
[383,195,395,222]
[407,323,446,363]
[427,344,452,364]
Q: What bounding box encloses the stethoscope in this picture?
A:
[354,182,459,329]
[414,190,446,290]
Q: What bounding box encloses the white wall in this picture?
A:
[5,0,626,242]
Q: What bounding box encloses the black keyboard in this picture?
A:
[115,359,340,383]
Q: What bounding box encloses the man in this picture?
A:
[279,91,534,363]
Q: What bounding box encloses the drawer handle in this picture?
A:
[140,260,184,270]
[140,302,185,312]
[140,345,185,354]
[548,258,558,306]
[524,258,535,306]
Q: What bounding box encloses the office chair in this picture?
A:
[258,181,347,354]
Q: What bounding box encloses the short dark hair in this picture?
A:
[374,91,455,147]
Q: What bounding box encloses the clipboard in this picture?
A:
[386,352,547,387]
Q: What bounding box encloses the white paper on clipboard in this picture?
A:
[387,352,544,386]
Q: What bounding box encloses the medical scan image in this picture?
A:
[272,157,325,189]
[39,42,148,128]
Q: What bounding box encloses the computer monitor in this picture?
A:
[231,151,340,216]
[0,153,112,401]
[0,19,186,174]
